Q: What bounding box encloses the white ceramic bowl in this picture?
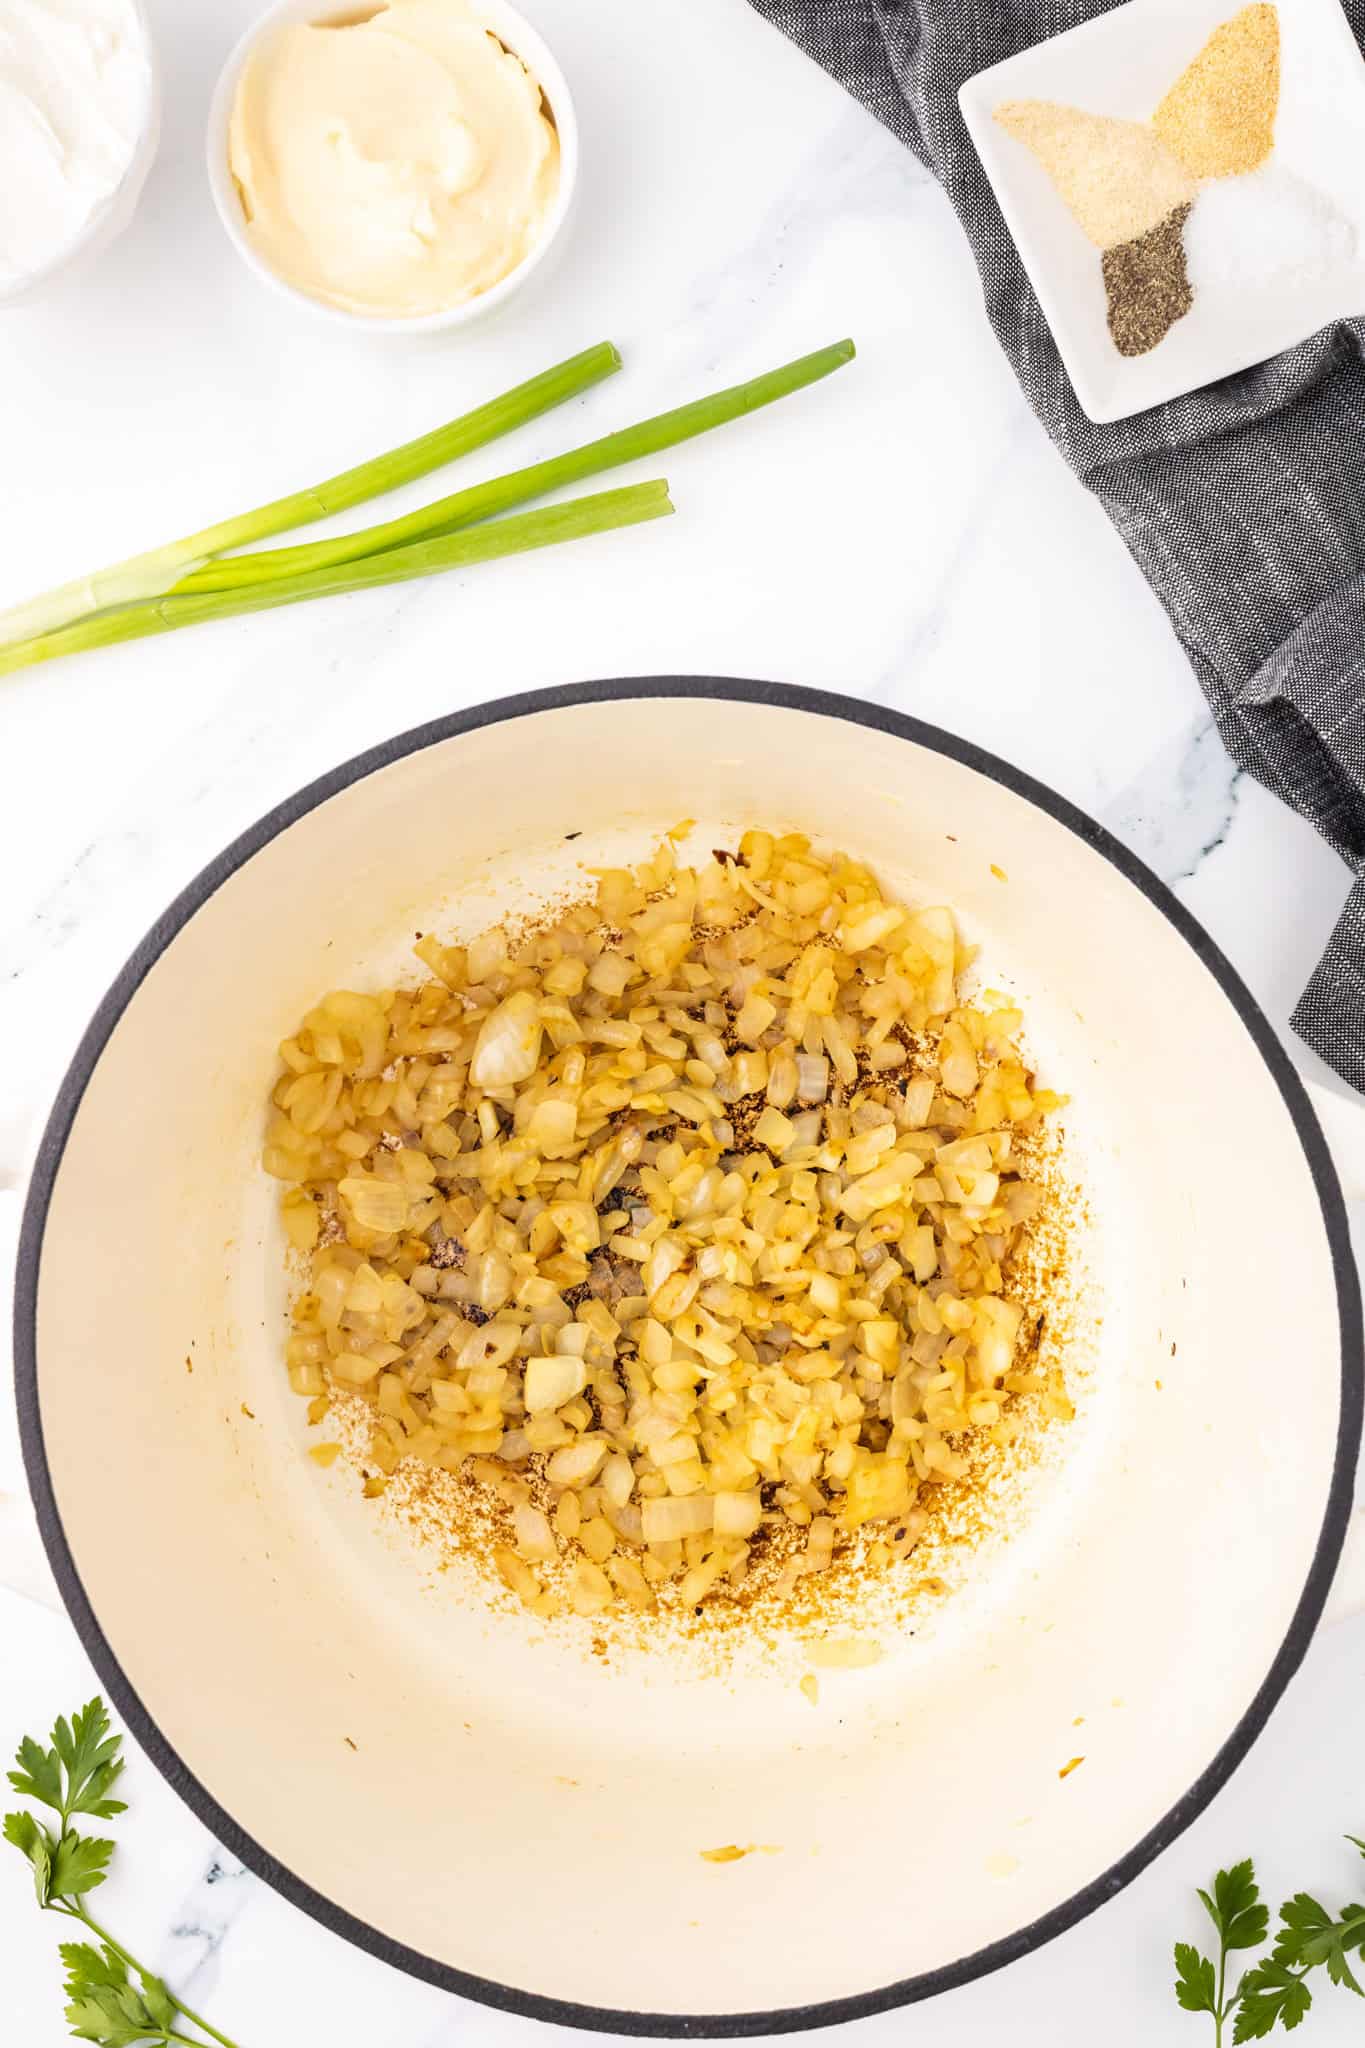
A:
[206,0,579,333]
[0,0,161,311]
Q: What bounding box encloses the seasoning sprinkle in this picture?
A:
[994,3,1286,360]
[1183,163,1357,294]
[1152,3,1280,180]
[1102,201,1194,357]
[993,102,1194,250]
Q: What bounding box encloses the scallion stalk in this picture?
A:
[175,339,856,596]
[0,480,671,679]
[0,342,622,649]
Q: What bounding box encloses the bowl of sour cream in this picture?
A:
[0,0,160,307]
[207,0,578,330]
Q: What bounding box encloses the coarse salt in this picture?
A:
[1183,164,1358,294]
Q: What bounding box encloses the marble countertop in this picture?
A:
[1,0,1362,2040]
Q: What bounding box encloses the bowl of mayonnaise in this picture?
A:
[207,0,579,330]
[0,0,161,307]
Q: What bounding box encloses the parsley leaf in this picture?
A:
[3,1806,43,1863]
[1234,1959,1313,2040]
[6,1698,126,1827]
[4,1812,111,1906]
[54,1699,128,1821]
[1274,1894,1365,1996]
[61,1942,182,2047]
[59,1942,129,1992]
[51,1830,115,1898]
[1175,1941,1218,2014]
[7,1732,65,1815]
[1200,1861,1270,1952]
[1274,1894,1336,1966]
[3,1806,54,1905]
[1325,1944,1363,1999]
[140,1972,178,2032]
[65,1989,168,2046]
[63,1992,142,2047]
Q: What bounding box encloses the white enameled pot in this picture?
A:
[12,680,1365,2035]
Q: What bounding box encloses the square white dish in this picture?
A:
[959,0,1365,423]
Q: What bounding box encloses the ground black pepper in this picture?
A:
[1102,202,1194,356]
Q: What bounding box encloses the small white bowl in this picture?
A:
[0,0,161,310]
[206,0,579,333]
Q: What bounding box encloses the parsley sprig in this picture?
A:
[1176,1846,1365,2042]
[4,1699,242,2048]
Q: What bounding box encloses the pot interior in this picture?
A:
[25,690,1350,2023]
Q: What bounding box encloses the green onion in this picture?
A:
[0,342,622,650]
[175,339,856,596]
[0,481,672,679]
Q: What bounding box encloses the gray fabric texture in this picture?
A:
[749,0,1365,1092]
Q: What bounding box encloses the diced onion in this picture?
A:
[470,990,543,1089]
[642,1494,714,1543]
[273,826,1065,1619]
[524,1354,588,1413]
[796,1053,830,1103]
[332,1351,385,1385]
[546,1437,608,1488]
[513,1505,557,1560]
[713,1489,762,1537]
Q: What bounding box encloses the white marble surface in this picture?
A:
[1,0,1363,2039]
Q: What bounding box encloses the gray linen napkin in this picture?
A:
[749,0,1365,1093]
